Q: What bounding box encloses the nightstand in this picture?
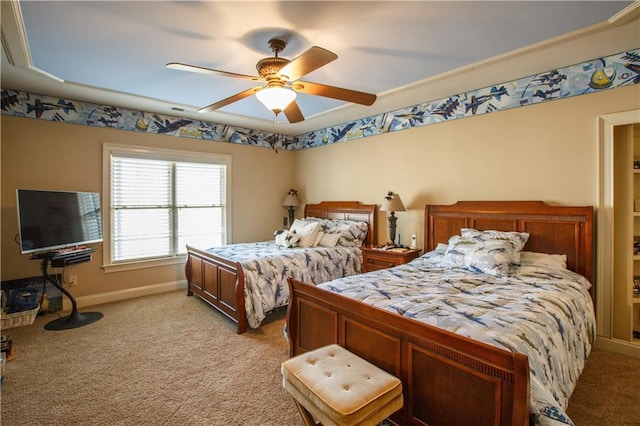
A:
[361,246,421,273]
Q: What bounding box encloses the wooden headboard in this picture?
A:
[424,201,594,284]
[304,201,378,247]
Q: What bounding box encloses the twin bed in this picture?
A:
[286,201,595,426]
[184,201,377,334]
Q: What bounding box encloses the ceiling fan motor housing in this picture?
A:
[256,57,291,78]
[256,38,292,78]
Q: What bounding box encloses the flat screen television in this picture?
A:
[16,189,103,254]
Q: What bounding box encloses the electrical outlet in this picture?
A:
[69,275,78,286]
[283,216,288,227]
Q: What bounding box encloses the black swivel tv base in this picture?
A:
[43,310,103,331]
[32,249,103,331]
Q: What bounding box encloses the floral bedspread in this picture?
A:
[205,242,362,328]
[317,253,596,426]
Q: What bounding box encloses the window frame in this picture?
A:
[102,143,232,273]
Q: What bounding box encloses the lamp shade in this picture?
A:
[380,192,406,212]
[282,193,299,207]
[256,87,296,114]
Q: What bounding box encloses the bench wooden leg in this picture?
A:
[292,398,318,426]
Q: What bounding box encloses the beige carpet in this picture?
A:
[1,290,300,425]
[566,347,640,425]
[2,290,639,425]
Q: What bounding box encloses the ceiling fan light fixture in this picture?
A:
[256,86,296,114]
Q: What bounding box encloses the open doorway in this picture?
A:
[597,110,640,359]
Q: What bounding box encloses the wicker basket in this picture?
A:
[1,305,39,329]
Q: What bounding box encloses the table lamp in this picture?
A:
[282,189,299,228]
[379,191,406,247]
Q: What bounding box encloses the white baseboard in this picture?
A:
[62,280,187,311]
[595,336,640,359]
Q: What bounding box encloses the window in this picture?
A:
[103,144,231,271]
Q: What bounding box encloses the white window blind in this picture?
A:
[109,149,228,263]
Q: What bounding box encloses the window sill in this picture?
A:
[102,255,187,273]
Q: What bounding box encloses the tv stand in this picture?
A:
[32,250,103,330]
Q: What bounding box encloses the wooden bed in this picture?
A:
[185,201,377,334]
[286,201,593,426]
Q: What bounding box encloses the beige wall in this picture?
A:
[296,84,640,248]
[1,117,295,297]
[1,84,639,303]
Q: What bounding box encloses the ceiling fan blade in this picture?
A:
[284,101,304,123]
[278,46,337,81]
[198,87,262,113]
[166,62,259,81]
[292,81,377,106]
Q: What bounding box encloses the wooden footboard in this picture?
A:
[185,244,247,334]
[286,279,530,426]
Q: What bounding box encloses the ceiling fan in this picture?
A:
[166,38,377,123]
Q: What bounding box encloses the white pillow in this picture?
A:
[441,235,514,276]
[460,228,529,264]
[318,233,341,247]
[313,231,324,247]
[322,220,369,247]
[519,251,567,270]
[463,246,512,277]
[290,220,322,248]
[417,243,448,266]
[289,218,307,230]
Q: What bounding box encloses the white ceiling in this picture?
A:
[1,1,636,135]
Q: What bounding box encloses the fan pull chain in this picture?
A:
[270,115,279,153]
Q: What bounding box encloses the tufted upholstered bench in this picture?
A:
[281,344,403,426]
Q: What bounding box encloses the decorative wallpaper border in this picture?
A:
[2,49,638,151]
